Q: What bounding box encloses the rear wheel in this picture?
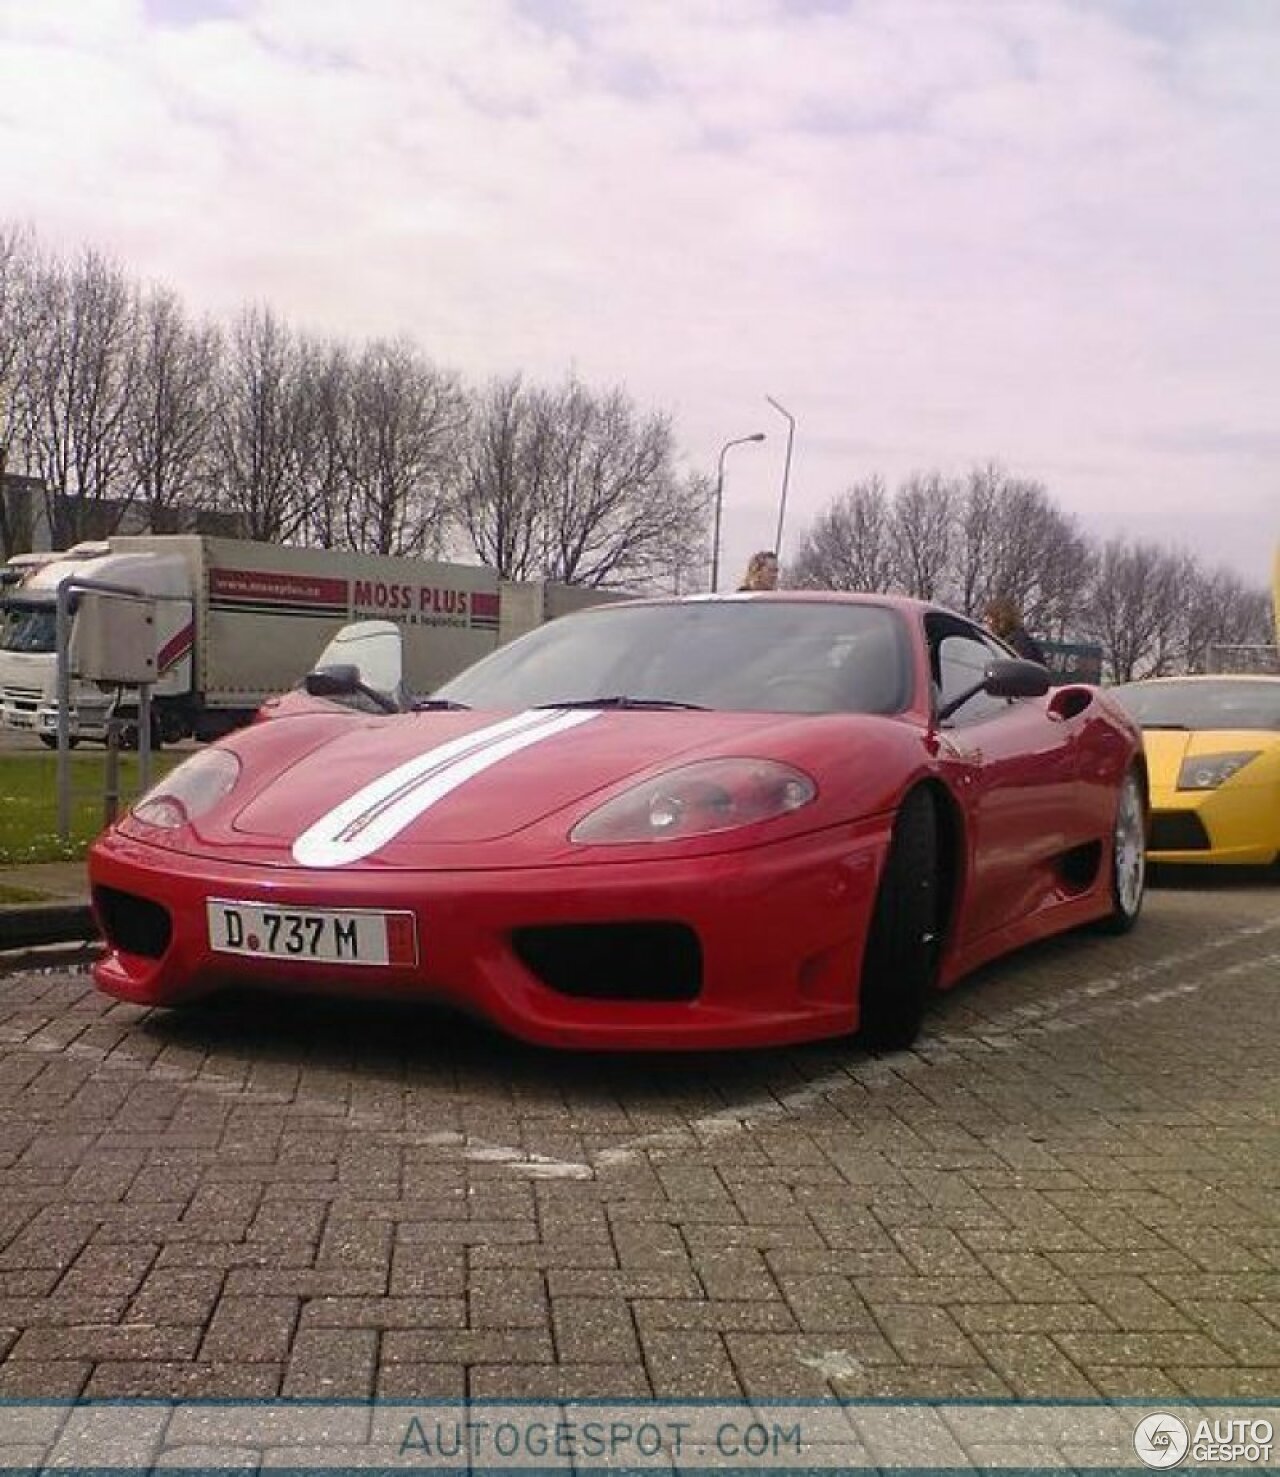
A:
[156,705,188,746]
[1096,767,1146,934]
[857,788,941,1051]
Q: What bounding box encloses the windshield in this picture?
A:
[0,601,57,654]
[1111,679,1280,732]
[436,599,912,715]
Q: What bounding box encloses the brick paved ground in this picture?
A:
[0,873,1276,1401]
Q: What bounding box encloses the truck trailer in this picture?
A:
[0,536,608,746]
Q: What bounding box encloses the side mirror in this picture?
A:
[305,621,406,713]
[303,661,401,714]
[983,657,1051,700]
[304,663,362,699]
[936,657,1050,722]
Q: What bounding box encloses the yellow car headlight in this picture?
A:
[1176,751,1260,791]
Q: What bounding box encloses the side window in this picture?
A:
[937,631,1010,725]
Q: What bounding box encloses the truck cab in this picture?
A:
[0,544,194,745]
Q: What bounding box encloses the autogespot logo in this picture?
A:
[1134,1413,1191,1468]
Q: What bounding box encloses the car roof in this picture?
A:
[578,590,947,618]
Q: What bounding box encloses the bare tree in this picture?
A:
[539,380,706,588]
[950,471,1092,637]
[788,477,896,590]
[212,306,310,543]
[17,247,137,544]
[452,375,548,580]
[126,285,221,529]
[1181,564,1275,671]
[0,224,37,554]
[455,376,705,588]
[297,336,354,551]
[891,472,954,599]
[1085,538,1187,681]
[341,340,464,556]
[991,482,1087,638]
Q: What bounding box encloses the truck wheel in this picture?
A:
[856,789,941,1052]
[157,708,188,745]
[39,734,80,750]
[120,715,163,751]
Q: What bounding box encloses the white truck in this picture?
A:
[0,535,611,746]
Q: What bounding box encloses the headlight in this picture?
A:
[1176,751,1260,791]
[130,749,241,830]
[571,758,816,845]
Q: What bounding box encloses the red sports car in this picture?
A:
[90,594,1147,1050]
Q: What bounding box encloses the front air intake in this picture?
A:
[512,921,702,1001]
[94,886,173,959]
[1149,811,1210,852]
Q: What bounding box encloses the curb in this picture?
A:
[0,903,98,951]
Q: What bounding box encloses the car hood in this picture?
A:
[152,706,914,869]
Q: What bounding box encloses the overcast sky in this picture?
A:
[2,0,1277,590]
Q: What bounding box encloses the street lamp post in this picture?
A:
[711,432,766,592]
[766,395,796,559]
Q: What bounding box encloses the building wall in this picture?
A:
[1,476,246,557]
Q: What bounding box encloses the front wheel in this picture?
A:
[1095,767,1146,934]
[857,788,941,1051]
[118,713,163,751]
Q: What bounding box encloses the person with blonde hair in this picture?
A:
[738,550,780,592]
[984,596,1047,665]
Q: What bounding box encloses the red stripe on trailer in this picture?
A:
[471,591,500,623]
[210,568,350,607]
[157,623,194,672]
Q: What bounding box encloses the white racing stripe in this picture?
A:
[292,708,600,868]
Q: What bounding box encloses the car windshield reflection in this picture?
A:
[1112,679,1280,732]
[435,599,911,716]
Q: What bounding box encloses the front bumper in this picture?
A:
[89,822,890,1050]
[0,691,111,740]
[1148,783,1280,866]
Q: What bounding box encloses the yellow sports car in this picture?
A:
[1111,675,1280,865]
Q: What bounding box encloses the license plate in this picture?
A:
[207,899,417,967]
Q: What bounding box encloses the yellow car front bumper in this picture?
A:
[1147,778,1280,866]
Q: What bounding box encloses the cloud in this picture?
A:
[0,0,1276,587]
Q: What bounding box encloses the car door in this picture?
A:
[927,617,1080,946]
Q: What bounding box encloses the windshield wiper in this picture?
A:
[534,695,707,711]
[1140,721,1189,730]
[411,697,471,711]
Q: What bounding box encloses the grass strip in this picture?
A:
[0,752,182,864]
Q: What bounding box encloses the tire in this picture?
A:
[118,714,162,751]
[157,707,188,746]
[857,788,941,1051]
[38,733,79,750]
[1095,766,1146,934]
